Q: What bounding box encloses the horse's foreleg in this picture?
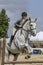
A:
[13,53,19,61]
[24,46,31,59]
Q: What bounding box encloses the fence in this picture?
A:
[0,38,43,65]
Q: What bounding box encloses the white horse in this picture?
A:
[5,18,37,62]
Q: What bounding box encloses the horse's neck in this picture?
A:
[23,20,30,30]
[15,20,30,40]
[21,20,30,40]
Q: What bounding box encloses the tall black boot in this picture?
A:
[8,35,14,47]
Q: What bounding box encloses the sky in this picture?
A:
[30,31,43,41]
[0,0,43,37]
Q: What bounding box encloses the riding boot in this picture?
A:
[8,35,14,47]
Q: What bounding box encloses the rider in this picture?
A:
[8,12,29,47]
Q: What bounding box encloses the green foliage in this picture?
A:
[0,9,10,38]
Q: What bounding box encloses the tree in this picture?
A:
[0,9,10,38]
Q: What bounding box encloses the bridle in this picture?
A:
[20,21,36,35]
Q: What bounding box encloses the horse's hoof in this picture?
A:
[28,55,30,58]
[25,55,30,59]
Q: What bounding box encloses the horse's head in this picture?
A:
[29,18,37,36]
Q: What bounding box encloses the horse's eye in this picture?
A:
[30,24,33,26]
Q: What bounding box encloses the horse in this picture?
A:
[5,18,37,63]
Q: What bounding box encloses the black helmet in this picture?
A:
[21,12,27,17]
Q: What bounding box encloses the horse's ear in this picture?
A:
[35,18,37,22]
